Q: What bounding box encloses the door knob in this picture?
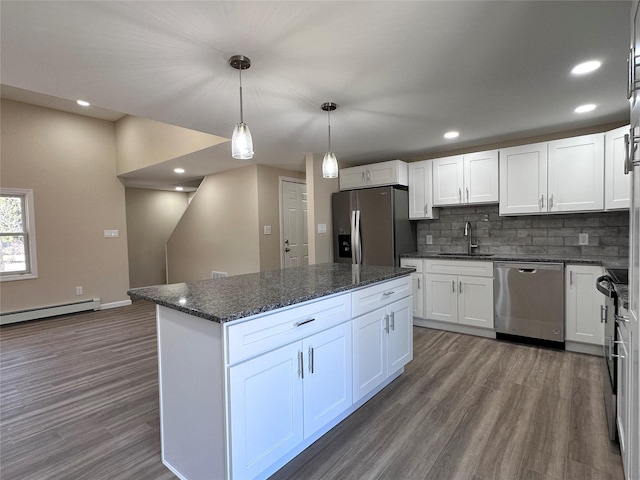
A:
[285,247,291,252]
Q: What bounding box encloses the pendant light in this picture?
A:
[321,102,338,178]
[229,55,254,159]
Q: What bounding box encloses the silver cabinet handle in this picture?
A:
[424,203,428,215]
[384,314,390,333]
[383,290,396,296]
[405,264,416,268]
[466,187,469,203]
[390,311,395,331]
[600,304,608,323]
[295,318,315,327]
[308,347,314,374]
[612,353,626,359]
[540,194,544,209]
[366,171,371,181]
[298,351,304,379]
[625,133,632,175]
[452,280,456,293]
[458,188,462,203]
[459,281,462,293]
[362,171,366,182]
[417,277,421,289]
[549,194,554,209]
[569,271,573,286]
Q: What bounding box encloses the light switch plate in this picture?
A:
[318,223,327,234]
[264,225,272,235]
[104,229,119,238]
[578,233,589,245]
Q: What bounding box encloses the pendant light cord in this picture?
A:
[327,108,332,151]
[238,67,244,124]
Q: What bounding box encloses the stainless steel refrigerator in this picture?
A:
[332,186,416,267]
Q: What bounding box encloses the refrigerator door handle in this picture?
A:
[350,210,357,264]
[355,210,362,264]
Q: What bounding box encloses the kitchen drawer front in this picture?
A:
[400,258,424,273]
[425,260,493,277]
[226,293,351,365]
[352,276,411,318]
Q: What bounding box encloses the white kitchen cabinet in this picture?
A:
[617,316,631,472]
[424,260,494,329]
[400,258,424,318]
[433,150,498,206]
[500,134,605,215]
[548,133,604,212]
[499,142,548,215]
[605,125,631,210]
[408,161,439,219]
[339,160,408,190]
[564,264,604,345]
[352,296,412,402]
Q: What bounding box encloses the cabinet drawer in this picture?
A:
[425,260,493,277]
[400,258,423,273]
[226,293,351,365]
[352,276,411,318]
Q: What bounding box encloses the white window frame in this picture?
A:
[1,188,38,282]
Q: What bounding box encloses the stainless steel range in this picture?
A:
[596,268,628,442]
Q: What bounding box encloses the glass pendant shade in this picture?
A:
[232,122,254,160]
[322,151,339,178]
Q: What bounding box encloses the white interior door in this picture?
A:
[282,180,308,268]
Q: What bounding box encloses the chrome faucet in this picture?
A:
[464,221,478,254]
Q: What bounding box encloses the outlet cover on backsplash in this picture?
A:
[579,233,589,245]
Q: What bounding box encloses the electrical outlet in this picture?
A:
[426,235,433,245]
[317,223,327,234]
[263,225,271,235]
[76,286,83,295]
[104,229,119,238]
[578,233,589,246]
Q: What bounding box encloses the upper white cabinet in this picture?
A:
[548,133,604,212]
[339,160,408,190]
[499,133,604,215]
[499,142,548,215]
[432,150,499,206]
[605,125,631,210]
[408,160,439,219]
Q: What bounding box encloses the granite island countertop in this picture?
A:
[401,252,629,269]
[128,263,412,323]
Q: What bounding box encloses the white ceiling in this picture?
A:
[0,1,631,190]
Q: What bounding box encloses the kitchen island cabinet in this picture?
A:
[128,264,413,480]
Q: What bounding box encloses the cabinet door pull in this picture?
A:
[367,171,371,181]
[540,194,544,209]
[295,318,315,327]
[616,314,630,323]
[383,290,396,297]
[384,314,390,333]
[298,351,304,379]
[308,347,314,374]
[569,271,573,286]
[424,203,428,215]
[549,194,554,209]
[405,264,416,268]
[390,311,395,331]
[459,281,462,293]
[600,304,607,323]
[362,171,366,182]
[417,277,421,289]
[466,187,469,203]
[458,188,462,203]
[452,281,456,293]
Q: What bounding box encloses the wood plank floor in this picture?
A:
[0,302,623,480]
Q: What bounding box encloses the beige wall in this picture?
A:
[115,115,228,175]
[166,165,261,283]
[125,188,189,288]
[306,153,340,264]
[0,99,130,312]
[257,165,305,271]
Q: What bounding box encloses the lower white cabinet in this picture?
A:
[228,322,352,480]
[424,260,494,329]
[400,258,424,318]
[565,264,604,345]
[617,317,631,471]
[352,296,413,401]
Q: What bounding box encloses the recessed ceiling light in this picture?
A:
[444,131,459,139]
[174,168,185,174]
[175,187,184,191]
[575,104,597,113]
[76,100,90,107]
[571,60,602,75]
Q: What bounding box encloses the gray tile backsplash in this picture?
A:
[416,205,629,260]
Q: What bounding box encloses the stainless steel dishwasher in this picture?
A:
[494,262,565,344]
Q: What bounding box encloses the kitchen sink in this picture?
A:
[436,253,494,257]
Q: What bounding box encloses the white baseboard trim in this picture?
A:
[413,317,497,339]
[565,341,603,356]
[100,299,132,310]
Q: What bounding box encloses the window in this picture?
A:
[0,189,38,281]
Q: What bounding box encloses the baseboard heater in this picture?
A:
[0,298,101,325]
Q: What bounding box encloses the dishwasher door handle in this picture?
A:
[518,268,537,274]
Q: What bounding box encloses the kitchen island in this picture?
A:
[128,263,413,480]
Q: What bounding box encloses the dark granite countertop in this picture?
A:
[128,263,412,323]
[401,252,629,269]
